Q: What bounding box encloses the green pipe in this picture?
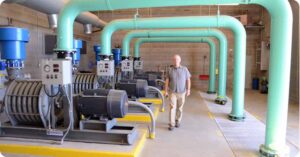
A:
[134,37,216,93]
[57,0,293,155]
[56,0,248,51]
[122,29,227,96]
[99,15,245,112]
[251,1,293,155]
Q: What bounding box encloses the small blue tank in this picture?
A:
[0,27,29,68]
[93,45,101,61]
[73,39,83,65]
[112,48,122,66]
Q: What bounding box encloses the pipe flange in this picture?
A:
[133,57,140,61]
[259,144,289,157]
[228,113,245,122]
[215,97,227,105]
[54,50,75,60]
[122,56,130,60]
[207,91,216,94]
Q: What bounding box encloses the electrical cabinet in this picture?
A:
[121,60,133,72]
[41,59,72,85]
[97,60,115,76]
[134,61,143,70]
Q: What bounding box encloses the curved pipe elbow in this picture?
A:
[128,101,156,139]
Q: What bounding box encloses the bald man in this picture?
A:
[165,54,191,131]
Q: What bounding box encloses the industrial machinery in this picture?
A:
[116,79,165,112]
[133,57,144,71]
[93,45,101,62]
[73,73,98,95]
[0,28,138,145]
[72,39,83,73]
[116,79,148,99]
[134,71,164,90]
[0,27,29,80]
[121,58,134,80]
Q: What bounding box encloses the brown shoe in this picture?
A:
[168,126,175,131]
[175,122,180,128]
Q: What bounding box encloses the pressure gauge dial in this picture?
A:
[44,65,50,72]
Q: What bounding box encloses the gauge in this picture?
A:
[44,65,50,72]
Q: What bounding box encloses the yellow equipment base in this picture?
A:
[0,130,147,157]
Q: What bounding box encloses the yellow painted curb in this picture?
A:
[117,107,159,123]
[0,131,147,157]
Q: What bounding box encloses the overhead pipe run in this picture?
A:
[4,0,107,32]
[57,0,292,155]
[122,29,227,98]
[135,37,217,97]
[98,15,245,121]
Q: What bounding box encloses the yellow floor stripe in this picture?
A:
[131,130,147,157]
[252,114,261,121]
[216,130,223,137]
[117,107,160,123]
[138,98,162,105]
[208,112,214,119]
[0,131,147,157]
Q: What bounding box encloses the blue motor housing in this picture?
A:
[73,39,83,65]
[0,27,29,68]
[112,48,122,66]
[94,45,101,62]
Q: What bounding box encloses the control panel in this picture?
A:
[121,60,133,72]
[97,60,115,76]
[41,59,72,85]
[134,61,143,70]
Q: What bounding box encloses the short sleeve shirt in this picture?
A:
[167,66,191,94]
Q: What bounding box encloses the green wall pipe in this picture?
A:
[122,29,227,97]
[134,37,216,93]
[56,0,293,155]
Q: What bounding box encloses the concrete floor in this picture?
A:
[141,91,235,157]
[1,89,299,157]
[228,89,299,149]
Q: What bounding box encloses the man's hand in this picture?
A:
[164,91,169,98]
[186,90,191,96]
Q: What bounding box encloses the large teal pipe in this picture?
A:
[122,29,227,96]
[99,16,244,113]
[57,0,293,155]
[134,37,216,93]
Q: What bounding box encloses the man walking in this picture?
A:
[165,54,191,131]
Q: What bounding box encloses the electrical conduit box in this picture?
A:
[134,60,143,70]
[121,60,133,72]
[97,60,115,76]
[41,59,72,85]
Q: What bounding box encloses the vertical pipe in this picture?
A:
[252,1,293,155]
[101,16,243,108]
[134,37,216,94]
[122,29,227,96]
[207,40,216,93]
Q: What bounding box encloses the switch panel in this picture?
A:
[134,61,143,70]
[41,59,72,85]
[121,60,133,72]
[97,60,115,76]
